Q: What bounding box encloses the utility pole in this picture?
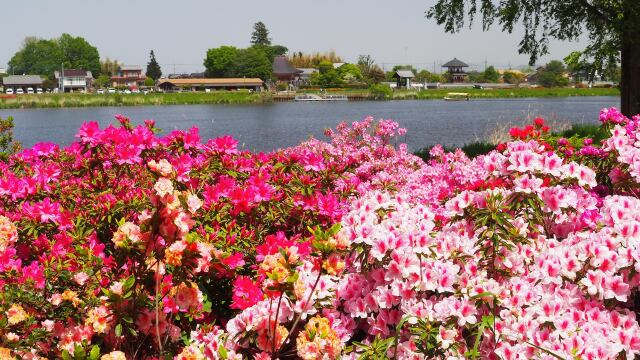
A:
[61,63,65,93]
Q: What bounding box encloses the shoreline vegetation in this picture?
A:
[0,87,620,109]
[414,122,608,161]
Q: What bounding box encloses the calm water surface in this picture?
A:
[0,97,618,152]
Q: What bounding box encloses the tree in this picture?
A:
[415,69,443,83]
[337,64,363,82]
[467,71,484,83]
[483,66,500,83]
[357,55,376,76]
[8,37,63,79]
[427,0,640,116]
[144,77,156,87]
[146,50,162,80]
[0,116,20,162]
[8,34,100,79]
[367,66,386,84]
[94,74,111,88]
[312,61,344,87]
[254,44,288,62]
[289,51,343,68]
[357,55,384,84]
[503,71,525,85]
[318,61,334,74]
[250,21,271,46]
[100,58,121,77]
[58,34,100,75]
[203,46,238,77]
[538,60,570,87]
[231,47,272,80]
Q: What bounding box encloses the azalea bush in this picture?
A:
[1,109,640,359]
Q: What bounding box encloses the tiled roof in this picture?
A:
[157,78,263,86]
[442,58,469,68]
[2,75,43,86]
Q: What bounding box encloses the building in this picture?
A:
[2,75,44,92]
[393,70,416,89]
[156,78,263,92]
[297,68,318,82]
[442,58,470,83]
[111,65,146,88]
[272,56,302,82]
[0,68,6,75]
[54,69,93,92]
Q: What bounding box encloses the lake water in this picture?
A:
[0,97,618,152]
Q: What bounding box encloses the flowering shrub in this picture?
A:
[2,110,640,359]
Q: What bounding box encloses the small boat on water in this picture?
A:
[444,92,470,101]
[294,94,348,102]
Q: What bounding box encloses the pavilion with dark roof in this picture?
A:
[393,70,416,89]
[272,56,302,82]
[442,58,469,83]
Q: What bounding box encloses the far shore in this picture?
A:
[0,87,620,109]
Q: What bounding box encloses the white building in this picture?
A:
[54,69,93,92]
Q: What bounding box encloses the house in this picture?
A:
[156,78,263,92]
[54,69,93,92]
[393,70,416,89]
[111,65,146,88]
[525,67,545,85]
[0,68,6,75]
[332,63,346,69]
[272,56,302,82]
[442,58,469,83]
[2,75,44,92]
[297,68,318,82]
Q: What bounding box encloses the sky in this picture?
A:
[0,0,588,74]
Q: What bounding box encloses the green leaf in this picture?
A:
[74,344,87,359]
[88,345,101,360]
[115,323,122,337]
[122,275,135,292]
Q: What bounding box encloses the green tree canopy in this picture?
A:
[144,77,156,87]
[337,64,363,81]
[94,74,111,88]
[231,47,272,80]
[426,0,640,115]
[58,34,100,75]
[318,61,334,74]
[204,46,238,77]
[250,21,271,46]
[538,60,570,87]
[252,44,288,62]
[146,50,162,80]
[8,34,100,79]
[415,70,442,83]
[483,66,500,83]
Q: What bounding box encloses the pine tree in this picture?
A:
[250,22,271,46]
[146,50,162,80]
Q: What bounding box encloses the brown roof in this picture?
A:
[62,69,89,77]
[273,56,302,75]
[157,78,264,86]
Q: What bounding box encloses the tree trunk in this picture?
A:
[620,1,640,117]
[620,43,640,117]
